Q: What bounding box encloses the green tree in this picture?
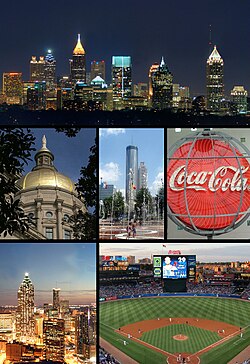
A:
[0,128,35,237]
[0,128,97,240]
[155,186,164,219]
[71,139,97,240]
[103,191,125,219]
[135,188,154,219]
[56,129,97,240]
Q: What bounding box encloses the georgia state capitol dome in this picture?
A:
[14,135,85,240]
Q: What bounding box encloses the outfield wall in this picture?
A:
[99,292,242,302]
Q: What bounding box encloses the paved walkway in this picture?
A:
[100,337,139,364]
[227,344,250,364]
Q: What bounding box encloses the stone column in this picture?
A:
[56,198,63,239]
[35,198,43,234]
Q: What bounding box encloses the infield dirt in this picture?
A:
[118,317,239,339]
[114,317,241,364]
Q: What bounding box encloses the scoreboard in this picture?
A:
[153,255,196,292]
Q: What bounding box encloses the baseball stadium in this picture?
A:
[99,248,250,364]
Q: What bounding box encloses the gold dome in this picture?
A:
[17,135,76,193]
[17,169,75,192]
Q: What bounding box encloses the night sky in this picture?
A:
[0,243,96,306]
[1,1,250,96]
[22,128,96,184]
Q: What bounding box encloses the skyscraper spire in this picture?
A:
[209,24,213,54]
[16,273,35,339]
[207,45,223,64]
[71,34,86,84]
[160,56,165,67]
[206,45,224,112]
[73,33,85,55]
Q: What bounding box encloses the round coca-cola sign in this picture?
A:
[167,133,250,234]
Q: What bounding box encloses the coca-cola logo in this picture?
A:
[167,138,250,230]
[170,165,250,192]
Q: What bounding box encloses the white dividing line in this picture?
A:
[100,322,116,330]
[233,338,246,345]
[191,322,250,357]
[128,335,178,359]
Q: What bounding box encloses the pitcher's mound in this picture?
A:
[173,334,188,341]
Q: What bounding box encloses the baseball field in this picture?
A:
[100,296,250,364]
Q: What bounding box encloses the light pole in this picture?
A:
[161,177,164,222]
[128,168,134,224]
[110,186,116,240]
[157,178,164,237]
[143,188,146,224]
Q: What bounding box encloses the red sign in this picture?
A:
[167,138,250,230]
[105,296,117,301]
[168,250,182,255]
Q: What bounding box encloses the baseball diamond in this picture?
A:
[100,296,250,364]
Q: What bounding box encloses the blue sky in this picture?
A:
[100,243,250,263]
[99,128,164,196]
[22,129,96,183]
[0,243,96,306]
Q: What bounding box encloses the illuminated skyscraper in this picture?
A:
[206,45,224,112]
[44,50,56,89]
[70,34,86,85]
[90,60,105,82]
[26,81,46,110]
[231,86,248,114]
[126,145,138,211]
[30,56,45,81]
[16,273,35,340]
[112,56,132,110]
[44,50,57,109]
[75,308,96,360]
[148,62,160,103]
[133,83,148,98]
[3,72,23,104]
[151,57,173,110]
[43,318,65,362]
[53,288,61,311]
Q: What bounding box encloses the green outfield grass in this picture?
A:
[100,297,250,364]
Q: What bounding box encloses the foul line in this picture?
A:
[100,322,116,330]
[115,329,178,359]
[191,323,250,357]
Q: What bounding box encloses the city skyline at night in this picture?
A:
[1,0,250,97]
[0,243,96,306]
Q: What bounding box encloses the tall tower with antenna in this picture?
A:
[206,45,224,112]
[16,273,35,340]
[70,34,86,85]
[209,24,213,54]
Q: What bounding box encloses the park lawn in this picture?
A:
[141,324,220,353]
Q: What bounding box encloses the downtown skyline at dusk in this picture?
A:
[1,1,250,96]
[0,243,96,306]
